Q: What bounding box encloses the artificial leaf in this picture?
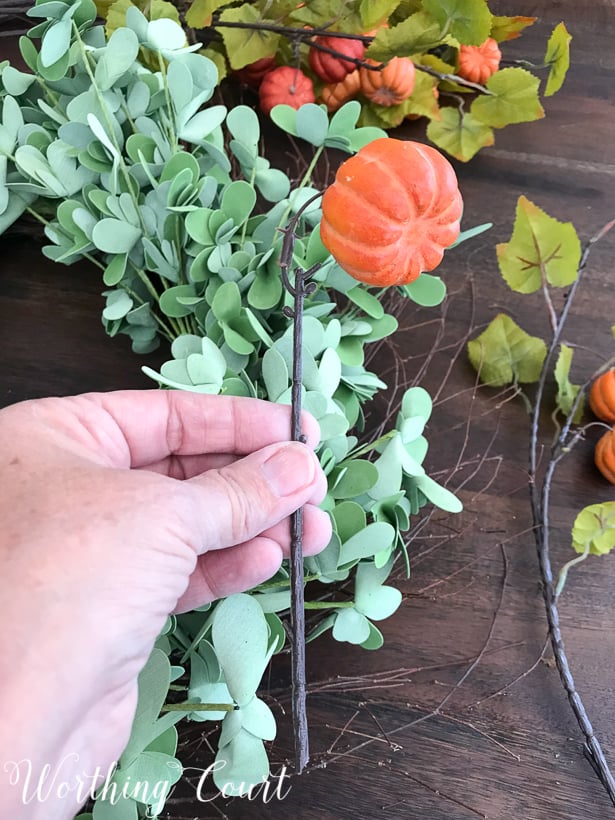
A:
[422,0,491,45]
[427,107,494,162]
[92,219,141,254]
[572,502,615,556]
[295,103,329,147]
[211,594,269,706]
[490,14,536,42]
[92,796,138,820]
[121,649,171,765]
[360,621,385,650]
[185,0,227,28]
[340,521,395,563]
[331,459,379,499]
[544,22,571,97]
[213,728,270,796]
[467,313,547,387]
[401,69,440,120]
[404,273,446,306]
[40,18,72,68]
[554,344,583,422]
[360,0,400,30]
[413,474,462,513]
[366,11,443,60]
[355,581,402,621]
[332,607,371,644]
[332,501,367,543]
[400,386,432,422]
[496,195,581,293]
[238,696,276,741]
[472,68,544,128]
[94,27,139,91]
[219,4,279,70]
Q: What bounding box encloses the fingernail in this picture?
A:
[262,443,315,497]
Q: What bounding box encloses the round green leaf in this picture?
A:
[332,607,371,644]
[331,459,379,499]
[211,594,269,706]
[213,728,270,797]
[340,521,396,564]
[404,274,446,307]
[295,103,329,146]
[92,219,141,254]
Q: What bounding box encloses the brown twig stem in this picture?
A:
[278,191,323,773]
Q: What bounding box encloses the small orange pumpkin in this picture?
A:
[457,38,502,85]
[320,69,361,112]
[359,58,416,107]
[589,369,615,423]
[595,428,615,483]
[259,66,315,116]
[234,55,277,89]
[320,138,463,286]
[309,35,365,84]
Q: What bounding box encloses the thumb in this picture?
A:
[183,440,326,554]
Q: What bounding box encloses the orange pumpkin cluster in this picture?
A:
[590,369,615,483]
[320,138,462,287]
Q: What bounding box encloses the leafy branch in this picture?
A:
[469,202,615,808]
[529,218,615,807]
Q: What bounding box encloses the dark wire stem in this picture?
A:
[278,193,323,773]
[529,218,615,808]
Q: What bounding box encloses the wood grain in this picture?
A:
[1,3,615,818]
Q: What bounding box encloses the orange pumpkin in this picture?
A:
[234,55,276,89]
[359,58,415,107]
[320,69,361,112]
[309,35,365,83]
[457,38,502,85]
[320,138,463,286]
[259,66,315,116]
[589,369,615,423]
[595,428,615,483]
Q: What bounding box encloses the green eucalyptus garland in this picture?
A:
[0,2,487,816]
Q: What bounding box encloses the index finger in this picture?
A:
[85,390,321,467]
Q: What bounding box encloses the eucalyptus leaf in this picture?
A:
[211,594,269,706]
[332,607,371,644]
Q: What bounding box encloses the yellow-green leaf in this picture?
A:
[291,0,363,33]
[496,195,581,293]
[472,67,544,128]
[544,22,571,97]
[554,344,583,422]
[186,0,227,29]
[360,0,400,31]
[427,106,493,162]
[490,14,536,42]
[403,69,440,119]
[366,11,443,60]
[219,4,280,70]
[572,502,615,556]
[358,99,410,129]
[467,313,547,387]
[422,0,491,46]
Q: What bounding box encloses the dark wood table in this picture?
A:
[2,2,614,818]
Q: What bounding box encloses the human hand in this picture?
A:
[0,390,331,819]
